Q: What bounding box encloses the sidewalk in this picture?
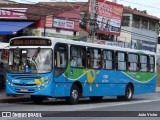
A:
[156,87,160,92]
[0,90,30,103]
[0,87,160,103]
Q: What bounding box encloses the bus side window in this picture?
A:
[149,56,155,72]
[70,45,86,68]
[128,53,139,71]
[117,52,127,71]
[87,48,101,69]
[103,50,114,69]
[140,55,148,72]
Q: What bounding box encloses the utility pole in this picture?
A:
[44,16,46,36]
[89,0,96,43]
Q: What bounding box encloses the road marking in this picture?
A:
[26,98,160,111]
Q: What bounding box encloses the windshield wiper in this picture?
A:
[26,47,41,73]
[32,47,41,61]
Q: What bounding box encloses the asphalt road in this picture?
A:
[1,93,160,120]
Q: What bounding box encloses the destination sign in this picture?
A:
[10,38,52,46]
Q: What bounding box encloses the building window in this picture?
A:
[73,32,76,36]
[122,16,130,26]
[132,16,140,28]
[149,20,156,31]
[141,18,148,29]
[56,28,61,33]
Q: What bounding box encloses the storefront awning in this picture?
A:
[0,21,34,35]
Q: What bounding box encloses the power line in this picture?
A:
[119,0,160,10]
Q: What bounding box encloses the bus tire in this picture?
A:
[31,96,44,104]
[125,84,133,101]
[67,84,79,105]
[89,96,103,102]
[117,84,133,101]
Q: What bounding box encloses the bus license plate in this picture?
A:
[20,88,28,92]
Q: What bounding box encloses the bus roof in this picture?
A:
[10,36,156,56]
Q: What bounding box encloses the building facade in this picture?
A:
[0,2,89,42]
[119,7,160,52]
[0,2,159,52]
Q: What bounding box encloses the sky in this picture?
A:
[12,0,160,18]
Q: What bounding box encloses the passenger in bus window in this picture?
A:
[150,65,154,72]
[140,64,147,72]
[77,58,82,67]
[128,65,131,71]
[98,61,101,68]
[88,60,93,68]
[19,62,24,70]
[70,56,77,67]
[82,58,86,68]
[147,65,150,72]
[136,63,139,71]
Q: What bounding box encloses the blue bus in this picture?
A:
[6,36,156,104]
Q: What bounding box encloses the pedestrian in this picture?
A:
[0,62,5,91]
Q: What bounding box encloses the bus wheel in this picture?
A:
[125,84,133,101]
[89,96,103,102]
[117,84,133,101]
[31,96,44,104]
[67,84,79,105]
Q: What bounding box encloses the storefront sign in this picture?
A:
[45,17,53,28]
[0,8,27,19]
[132,39,156,52]
[53,18,74,29]
[89,0,123,35]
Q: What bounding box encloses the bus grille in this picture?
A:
[14,83,36,86]
[10,75,41,80]
[15,88,35,93]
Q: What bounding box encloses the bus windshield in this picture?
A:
[8,48,52,73]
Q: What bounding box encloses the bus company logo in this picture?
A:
[2,112,11,117]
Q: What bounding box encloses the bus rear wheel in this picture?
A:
[67,84,80,105]
[31,96,44,104]
[117,84,133,101]
[89,96,103,102]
